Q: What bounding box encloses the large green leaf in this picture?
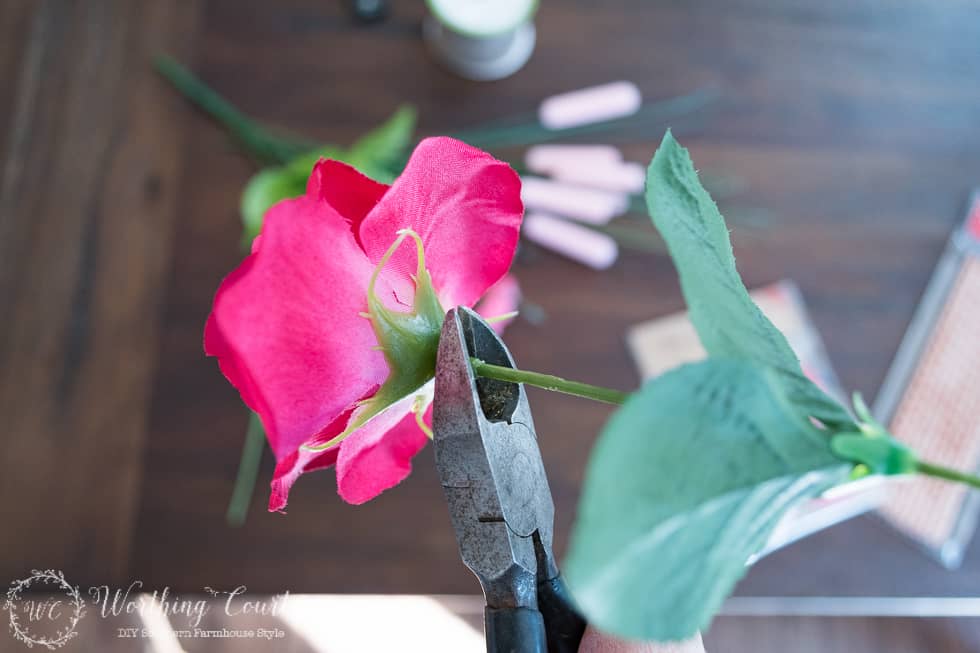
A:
[346,104,417,182]
[564,359,851,641]
[240,144,347,247]
[240,167,307,246]
[238,105,417,248]
[645,132,853,428]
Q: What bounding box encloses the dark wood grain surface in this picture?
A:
[0,0,202,585]
[3,0,980,643]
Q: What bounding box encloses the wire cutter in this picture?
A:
[433,306,587,653]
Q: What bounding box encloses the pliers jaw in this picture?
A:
[433,307,558,610]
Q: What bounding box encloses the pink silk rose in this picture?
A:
[205,137,523,510]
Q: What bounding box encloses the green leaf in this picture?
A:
[240,168,306,246]
[645,131,853,429]
[237,104,416,248]
[564,359,851,641]
[239,145,347,247]
[284,144,348,177]
[346,104,417,183]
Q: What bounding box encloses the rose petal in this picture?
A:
[205,195,390,463]
[475,273,521,333]
[306,159,389,237]
[268,396,373,512]
[357,137,523,309]
[269,446,339,513]
[335,382,435,505]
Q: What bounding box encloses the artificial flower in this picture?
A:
[205,137,522,509]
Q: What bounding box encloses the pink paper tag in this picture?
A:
[520,176,629,225]
[550,161,646,194]
[522,212,618,269]
[538,81,642,130]
[525,144,622,174]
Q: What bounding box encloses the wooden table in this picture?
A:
[3,1,980,650]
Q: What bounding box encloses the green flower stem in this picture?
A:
[154,55,313,165]
[916,460,980,490]
[470,357,629,406]
[226,412,266,527]
[451,88,717,149]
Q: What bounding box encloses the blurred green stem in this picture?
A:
[451,88,718,150]
[155,55,313,165]
[917,460,980,490]
[226,412,266,526]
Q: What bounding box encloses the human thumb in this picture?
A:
[577,626,706,653]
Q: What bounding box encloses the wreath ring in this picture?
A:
[4,569,86,650]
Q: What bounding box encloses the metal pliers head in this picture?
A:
[433,306,558,610]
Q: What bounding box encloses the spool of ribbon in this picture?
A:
[423,0,538,81]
